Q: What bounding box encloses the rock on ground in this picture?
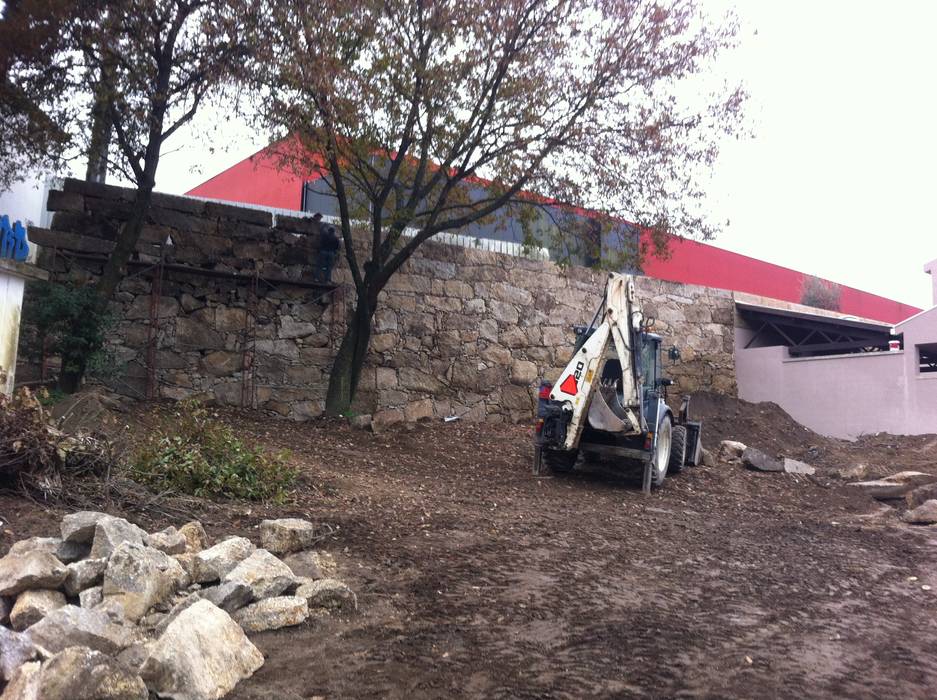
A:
[783,458,817,475]
[90,517,147,559]
[199,581,253,613]
[260,518,317,555]
[0,626,39,682]
[25,605,138,656]
[233,596,309,633]
[60,511,109,544]
[283,550,334,580]
[849,472,937,500]
[64,558,107,597]
[37,646,148,700]
[903,499,937,525]
[223,549,294,600]
[80,586,103,608]
[102,542,186,622]
[296,578,357,612]
[0,551,67,597]
[0,660,40,700]
[139,599,264,700]
[906,482,937,509]
[178,521,209,553]
[718,440,747,461]
[146,526,187,555]
[192,537,255,583]
[8,537,61,558]
[837,463,870,481]
[10,590,67,631]
[742,447,784,473]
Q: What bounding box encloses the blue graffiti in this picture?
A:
[0,215,29,262]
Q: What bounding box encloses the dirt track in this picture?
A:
[4,396,937,699]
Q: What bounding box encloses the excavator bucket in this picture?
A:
[587,382,632,433]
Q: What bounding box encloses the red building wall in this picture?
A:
[188,146,920,325]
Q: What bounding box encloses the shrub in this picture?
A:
[133,401,296,502]
[801,275,842,311]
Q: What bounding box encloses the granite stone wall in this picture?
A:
[26,179,736,425]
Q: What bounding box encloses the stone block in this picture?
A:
[404,398,434,422]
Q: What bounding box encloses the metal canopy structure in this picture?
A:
[736,302,897,357]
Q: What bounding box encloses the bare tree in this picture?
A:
[0,0,86,189]
[256,0,743,414]
[72,0,258,306]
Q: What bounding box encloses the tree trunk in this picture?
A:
[325,293,374,416]
[85,93,112,183]
[94,185,154,309]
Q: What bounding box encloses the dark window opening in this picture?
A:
[919,343,937,373]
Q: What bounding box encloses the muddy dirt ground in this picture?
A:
[3,393,937,699]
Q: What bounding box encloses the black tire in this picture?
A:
[669,425,688,474]
[542,448,578,474]
[652,415,673,487]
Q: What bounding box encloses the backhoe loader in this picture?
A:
[533,273,702,492]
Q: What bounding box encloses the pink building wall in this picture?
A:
[736,306,937,439]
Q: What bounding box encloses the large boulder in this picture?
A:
[223,549,294,600]
[783,458,816,475]
[192,537,255,583]
[848,472,937,500]
[8,537,88,565]
[260,519,317,555]
[79,586,103,609]
[145,526,187,555]
[0,660,41,700]
[25,605,139,655]
[283,550,332,580]
[36,646,148,700]
[63,558,108,597]
[718,440,747,461]
[0,627,39,682]
[906,482,937,509]
[8,537,61,558]
[101,542,186,622]
[9,590,66,631]
[139,599,264,700]
[90,517,147,559]
[178,521,209,553]
[742,447,784,472]
[295,578,357,612]
[199,581,253,613]
[60,511,109,544]
[233,596,309,633]
[902,499,937,525]
[0,551,67,596]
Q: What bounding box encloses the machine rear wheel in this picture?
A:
[669,425,687,474]
[542,448,578,474]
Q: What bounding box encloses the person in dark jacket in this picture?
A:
[315,225,340,282]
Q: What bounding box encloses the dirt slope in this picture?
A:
[2,397,936,699]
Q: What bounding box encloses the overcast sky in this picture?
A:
[4,1,934,309]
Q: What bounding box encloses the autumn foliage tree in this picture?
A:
[254,0,744,415]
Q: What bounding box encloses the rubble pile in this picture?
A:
[717,439,937,526]
[0,512,356,699]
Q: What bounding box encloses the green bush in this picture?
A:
[133,401,296,502]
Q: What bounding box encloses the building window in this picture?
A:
[919,343,937,373]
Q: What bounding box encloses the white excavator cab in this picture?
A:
[533,273,702,492]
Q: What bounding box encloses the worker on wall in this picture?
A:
[315,225,340,283]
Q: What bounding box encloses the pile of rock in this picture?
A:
[0,513,356,699]
[716,440,818,476]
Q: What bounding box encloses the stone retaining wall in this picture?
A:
[27,179,736,424]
